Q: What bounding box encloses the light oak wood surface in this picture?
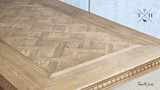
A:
[46,45,160,90]
[0,0,160,90]
[0,0,132,74]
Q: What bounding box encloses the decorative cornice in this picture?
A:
[81,58,160,90]
[0,74,17,90]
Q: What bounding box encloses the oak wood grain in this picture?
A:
[0,0,160,90]
[45,46,160,90]
[38,0,160,45]
[0,39,49,90]
[0,0,132,74]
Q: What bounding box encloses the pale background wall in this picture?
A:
[60,0,160,90]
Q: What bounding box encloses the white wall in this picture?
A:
[61,0,88,11]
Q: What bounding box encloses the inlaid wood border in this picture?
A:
[80,58,160,90]
[0,74,17,90]
[0,0,160,90]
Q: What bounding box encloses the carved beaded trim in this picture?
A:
[81,58,160,90]
[0,74,17,90]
